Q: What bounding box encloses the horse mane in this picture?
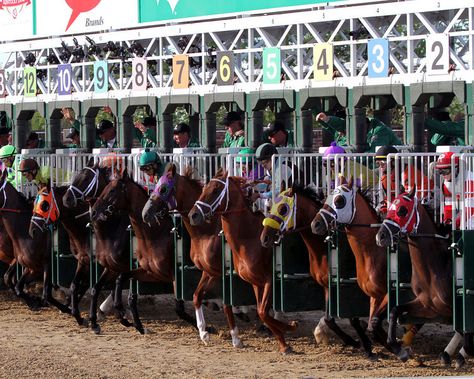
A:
[123,175,148,197]
[183,166,203,188]
[357,187,380,221]
[291,182,324,208]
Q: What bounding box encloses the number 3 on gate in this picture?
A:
[368,39,389,77]
[313,43,333,81]
[94,61,108,93]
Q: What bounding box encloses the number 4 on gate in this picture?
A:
[313,43,333,81]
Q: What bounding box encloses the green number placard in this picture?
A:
[24,67,36,97]
[263,48,281,84]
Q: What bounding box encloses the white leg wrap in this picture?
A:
[230,326,243,348]
[314,318,329,345]
[99,294,114,314]
[459,346,468,359]
[195,307,209,344]
[445,332,463,356]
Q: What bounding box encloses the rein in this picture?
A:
[66,167,100,204]
[0,179,32,215]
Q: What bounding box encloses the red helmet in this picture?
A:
[435,152,459,169]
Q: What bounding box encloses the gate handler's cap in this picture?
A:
[18,158,39,172]
[143,116,157,127]
[66,129,79,139]
[0,127,10,136]
[265,121,286,136]
[375,145,398,159]
[96,119,114,135]
[173,122,190,134]
[0,145,16,158]
[223,111,241,126]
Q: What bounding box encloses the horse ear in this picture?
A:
[347,175,354,188]
[408,185,416,198]
[338,174,347,186]
[121,167,130,181]
[165,162,177,178]
[87,157,95,167]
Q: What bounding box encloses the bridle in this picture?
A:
[194,177,230,220]
[380,196,420,247]
[30,188,60,232]
[318,185,357,230]
[66,167,100,204]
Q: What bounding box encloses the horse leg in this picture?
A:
[172,280,197,329]
[89,269,116,334]
[349,317,376,359]
[4,262,17,291]
[42,262,70,314]
[69,264,88,326]
[193,271,214,344]
[455,332,474,369]
[15,269,41,310]
[113,271,137,330]
[440,331,463,365]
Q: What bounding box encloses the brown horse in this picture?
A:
[29,185,90,326]
[311,176,395,359]
[260,185,360,348]
[142,163,242,347]
[375,188,472,366]
[188,169,297,354]
[0,218,16,289]
[90,170,196,334]
[0,169,69,313]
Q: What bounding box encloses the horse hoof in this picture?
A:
[206,325,217,334]
[439,351,451,366]
[143,328,153,335]
[398,347,410,362]
[137,328,145,335]
[455,354,465,370]
[91,324,101,335]
[313,325,330,345]
[199,331,210,345]
[80,318,89,328]
[97,310,106,322]
[367,352,379,361]
[232,339,244,348]
[119,318,133,328]
[281,346,294,355]
[289,320,298,331]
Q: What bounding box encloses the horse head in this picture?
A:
[376,186,418,247]
[29,188,60,238]
[188,168,229,226]
[90,169,129,222]
[311,175,355,235]
[142,162,177,225]
[260,188,296,248]
[63,158,99,208]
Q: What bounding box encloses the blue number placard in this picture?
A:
[368,39,389,78]
[94,61,108,93]
[58,64,72,95]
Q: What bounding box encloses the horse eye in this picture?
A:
[277,203,289,217]
[159,186,168,194]
[40,201,49,212]
[397,206,408,217]
[334,195,346,209]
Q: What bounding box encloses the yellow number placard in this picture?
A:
[313,43,333,81]
[172,55,189,89]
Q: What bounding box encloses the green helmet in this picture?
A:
[0,145,16,159]
[139,150,161,166]
[235,148,255,164]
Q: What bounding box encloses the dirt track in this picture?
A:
[0,289,472,379]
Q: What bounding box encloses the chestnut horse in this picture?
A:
[375,188,474,367]
[90,170,196,333]
[188,169,297,354]
[0,219,16,289]
[29,185,90,326]
[311,177,398,359]
[142,163,242,347]
[260,185,359,348]
[0,169,69,313]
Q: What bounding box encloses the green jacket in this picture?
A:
[223,130,245,148]
[173,138,200,149]
[366,119,402,152]
[5,160,19,188]
[318,116,347,146]
[97,139,118,148]
[135,128,157,148]
[425,118,465,146]
[34,166,51,189]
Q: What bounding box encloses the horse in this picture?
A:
[310,176,401,359]
[90,169,196,334]
[142,163,243,347]
[63,159,135,333]
[375,187,474,367]
[0,169,69,313]
[188,169,298,354]
[0,219,16,289]
[29,185,90,326]
[259,185,360,348]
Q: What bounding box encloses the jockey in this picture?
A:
[139,149,163,192]
[435,152,474,229]
[0,144,18,188]
[18,158,51,191]
[235,147,265,181]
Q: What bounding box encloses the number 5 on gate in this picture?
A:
[313,43,333,81]
[173,55,189,89]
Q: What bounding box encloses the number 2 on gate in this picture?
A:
[313,43,333,81]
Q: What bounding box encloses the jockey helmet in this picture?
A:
[322,142,345,160]
[375,145,398,159]
[435,152,459,169]
[0,144,16,159]
[18,158,39,172]
[139,149,161,167]
[235,148,255,164]
[255,143,277,161]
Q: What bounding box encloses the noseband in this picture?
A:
[66,167,100,203]
[319,185,357,230]
[194,177,229,220]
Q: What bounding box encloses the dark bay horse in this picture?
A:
[311,176,397,359]
[29,186,90,326]
[90,170,196,334]
[0,169,69,313]
[375,188,473,367]
[0,218,16,288]
[63,159,135,333]
[260,186,359,348]
[142,163,242,347]
[188,169,297,354]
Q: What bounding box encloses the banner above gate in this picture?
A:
[0,0,33,41]
[139,0,344,23]
[35,0,138,37]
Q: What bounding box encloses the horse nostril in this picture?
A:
[91,210,97,219]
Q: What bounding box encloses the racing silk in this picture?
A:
[260,157,293,200]
[382,166,433,199]
[441,169,474,228]
[329,160,378,190]
[33,166,51,190]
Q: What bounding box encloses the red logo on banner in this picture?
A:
[65,0,101,31]
[0,0,31,19]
